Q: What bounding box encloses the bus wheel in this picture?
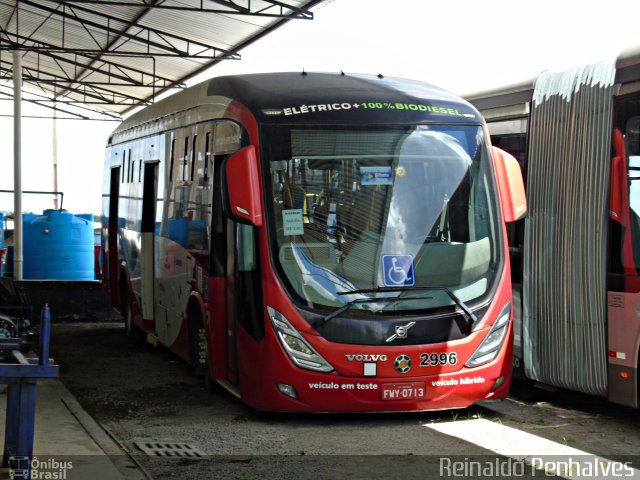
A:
[121,286,145,344]
[189,312,207,377]
[188,309,220,392]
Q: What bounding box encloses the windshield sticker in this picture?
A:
[326,202,337,233]
[382,254,415,287]
[394,165,408,178]
[360,166,393,186]
[279,102,475,118]
[282,209,304,236]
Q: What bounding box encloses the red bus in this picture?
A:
[102,72,526,412]
[466,46,640,407]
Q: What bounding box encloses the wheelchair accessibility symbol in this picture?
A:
[382,255,415,287]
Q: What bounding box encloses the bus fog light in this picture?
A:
[277,383,297,399]
[492,374,506,391]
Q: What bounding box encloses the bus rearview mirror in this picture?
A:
[610,156,627,225]
[490,146,527,223]
[223,145,263,227]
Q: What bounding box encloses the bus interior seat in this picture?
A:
[339,231,382,288]
[413,237,491,286]
[279,242,339,294]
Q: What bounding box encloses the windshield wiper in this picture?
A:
[337,286,477,330]
[319,294,434,326]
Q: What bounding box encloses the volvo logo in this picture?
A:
[394,354,412,373]
[346,354,388,362]
[386,321,416,342]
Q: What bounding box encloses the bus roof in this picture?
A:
[110,72,481,142]
[464,79,535,119]
[616,44,640,85]
[465,44,640,117]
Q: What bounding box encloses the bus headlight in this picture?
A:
[267,306,334,373]
[465,302,511,368]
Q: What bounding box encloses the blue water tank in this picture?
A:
[23,209,95,280]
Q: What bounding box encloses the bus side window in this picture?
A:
[210,154,227,277]
[204,131,211,182]
[182,136,190,181]
[190,134,198,182]
[626,117,640,272]
[165,130,193,247]
[237,223,256,272]
[169,138,176,182]
[183,128,211,252]
[214,121,242,154]
[121,149,127,183]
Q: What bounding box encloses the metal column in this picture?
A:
[13,50,23,281]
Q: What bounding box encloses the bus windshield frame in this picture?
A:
[261,123,503,317]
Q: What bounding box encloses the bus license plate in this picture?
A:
[381,382,425,401]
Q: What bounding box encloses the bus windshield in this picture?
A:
[263,125,502,315]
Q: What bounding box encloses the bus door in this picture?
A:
[208,122,263,388]
[141,161,159,321]
[209,153,241,386]
[225,220,240,385]
[608,99,640,408]
[107,165,120,306]
[224,215,261,387]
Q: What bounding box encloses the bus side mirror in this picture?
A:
[491,146,527,223]
[223,146,263,227]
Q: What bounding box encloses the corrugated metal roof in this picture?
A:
[0,0,325,119]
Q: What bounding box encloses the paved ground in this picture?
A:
[46,321,640,479]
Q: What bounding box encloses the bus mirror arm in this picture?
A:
[490,146,527,223]
[222,145,264,227]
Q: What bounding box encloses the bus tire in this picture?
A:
[189,311,222,393]
[189,309,207,377]
[121,284,145,344]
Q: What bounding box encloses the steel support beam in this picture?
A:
[61,0,314,19]
[18,0,240,59]
[12,49,22,281]
[0,35,180,87]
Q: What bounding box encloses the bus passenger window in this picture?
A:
[169,138,176,182]
[121,149,127,183]
[237,223,256,272]
[182,137,190,181]
[626,117,640,272]
[191,134,198,181]
[204,132,211,181]
[214,121,242,154]
[163,128,213,254]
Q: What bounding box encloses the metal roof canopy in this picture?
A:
[1,0,323,281]
[0,0,324,120]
